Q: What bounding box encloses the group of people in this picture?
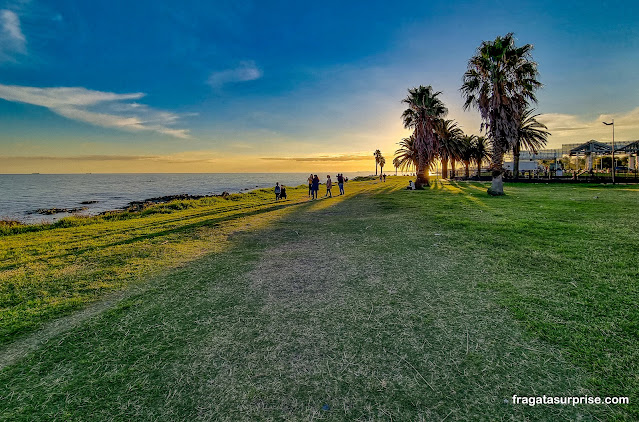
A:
[307,174,347,199]
[274,183,287,200]
[273,174,348,201]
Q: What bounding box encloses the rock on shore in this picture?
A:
[123,192,231,212]
[29,207,88,215]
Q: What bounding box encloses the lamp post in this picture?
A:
[603,119,615,184]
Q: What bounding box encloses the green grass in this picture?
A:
[0,184,360,344]
[0,178,637,420]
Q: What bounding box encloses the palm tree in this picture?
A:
[471,136,490,178]
[394,135,418,173]
[436,119,464,179]
[513,108,550,179]
[373,149,382,175]
[401,85,448,188]
[461,33,541,195]
[379,156,386,175]
[393,157,400,175]
[459,134,476,178]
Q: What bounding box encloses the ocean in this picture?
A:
[0,172,369,224]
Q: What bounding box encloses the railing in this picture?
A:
[443,168,639,182]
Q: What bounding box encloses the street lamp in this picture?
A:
[602,119,615,184]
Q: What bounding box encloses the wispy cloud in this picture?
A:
[207,61,262,88]
[0,84,192,138]
[538,107,639,147]
[261,154,372,162]
[0,152,219,164]
[0,9,26,62]
[1,154,157,161]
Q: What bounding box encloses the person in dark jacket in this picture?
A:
[311,175,320,199]
[337,173,345,195]
[274,182,281,200]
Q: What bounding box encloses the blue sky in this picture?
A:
[1,0,639,172]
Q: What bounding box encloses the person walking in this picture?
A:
[307,174,313,197]
[337,173,345,195]
[325,175,333,197]
[274,182,281,200]
[311,175,320,200]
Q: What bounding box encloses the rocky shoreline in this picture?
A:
[27,191,233,216]
[121,192,231,212]
[28,206,88,215]
[27,191,236,215]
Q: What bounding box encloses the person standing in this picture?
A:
[312,175,320,199]
[274,182,281,200]
[337,173,345,195]
[307,174,313,197]
[325,175,333,197]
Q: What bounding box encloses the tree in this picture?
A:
[461,33,541,195]
[471,136,490,178]
[379,156,386,175]
[436,119,464,179]
[394,135,418,173]
[401,85,448,189]
[513,108,549,179]
[373,149,382,175]
[459,134,476,178]
[560,156,574,171]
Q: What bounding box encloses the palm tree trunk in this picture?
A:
[451,159,456,178]
[441,159,448,180]
[415,159,429,189]
[475,157,481,178]
[513,142,520,180]
[488,145,506,196]
[375,162,378,176]
[464,160,470,178]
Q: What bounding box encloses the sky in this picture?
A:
[1,0,639,173]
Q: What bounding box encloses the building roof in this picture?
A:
[615,140,639,153]
[569,140,612,155]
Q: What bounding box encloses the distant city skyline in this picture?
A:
[1,0,639,173]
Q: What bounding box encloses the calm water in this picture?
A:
[0,173,368,224]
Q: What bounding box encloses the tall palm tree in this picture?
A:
[461,33,541,195]
[471,136,490,178]
[379,156,386,175]
[373,149,382,175]
[436,119,464,179]
[513,108,550,179]
[460,134,476,178]
[394,135,418,172]
[401,85,448,188]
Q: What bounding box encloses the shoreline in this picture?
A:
[1,173,378,225]
[0,188,268,230]
[2,174,383,226]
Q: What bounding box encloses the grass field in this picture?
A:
[0,178,637,420]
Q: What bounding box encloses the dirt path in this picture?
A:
[186,190,603,420]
